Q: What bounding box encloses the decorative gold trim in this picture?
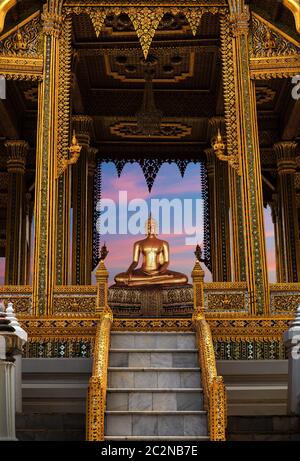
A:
[0,285,32,293]
[0,0,16,34]
[53,285,97,293]
[0,10,40,41]
[86,309,113,441]
[0,56,43,80]
[282,0,300,34]
[193,312,227,441]
[204,282,247,290]
[252,12,300,48]
[112,318,193,331]
[270,283,300,291]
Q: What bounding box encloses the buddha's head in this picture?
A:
[145,214,157,236]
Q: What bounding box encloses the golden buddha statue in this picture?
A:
[114,216,188,287]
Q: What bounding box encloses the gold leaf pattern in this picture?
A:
[184,8,203,36]
[127,7,165,59]
[89,9,107,38]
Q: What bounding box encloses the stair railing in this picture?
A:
[86,259,113,441]
[192,259,227,441]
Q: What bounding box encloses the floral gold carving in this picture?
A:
[89,9,108,37]
[127,7,165,59]
[0,15,42,56]
[250,13,299,58]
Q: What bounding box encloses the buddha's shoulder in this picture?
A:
[134,237,167,246]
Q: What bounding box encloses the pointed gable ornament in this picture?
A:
[184,8,203,36]
[128,7,165,59]
[90,9,108,38]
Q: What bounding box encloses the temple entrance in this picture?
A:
[0,0,300,443]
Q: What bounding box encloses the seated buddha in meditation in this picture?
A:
[114,216,188,287]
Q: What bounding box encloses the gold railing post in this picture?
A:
[96,259,109,314]
[191,258,205,313]
[192,253,227,441]
[86,257,113,441]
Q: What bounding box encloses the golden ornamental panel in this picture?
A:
[0,11,43,80]
[0,286,32,315]
[0,12,42,57]
[249,13,299,58]
[205,292,247,312]
[53,289,97,316]
[270,293,300,314]
[53,295,96,314]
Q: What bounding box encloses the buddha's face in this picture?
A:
[146,218,157,236]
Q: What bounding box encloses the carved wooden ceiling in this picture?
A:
[0,2,299,249]
[0,6,299,177]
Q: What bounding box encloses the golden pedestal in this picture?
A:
[108,284,193,317]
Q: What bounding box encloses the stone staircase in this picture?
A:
[105,332,209,440]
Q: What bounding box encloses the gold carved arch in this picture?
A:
[283,0,300,33]
[56,2,226,176]
[0,0,16,34]
[0,10,43,80]
[64,5,222,60]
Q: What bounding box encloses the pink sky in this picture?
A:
[93,163,277,285]
[0,163,277,285]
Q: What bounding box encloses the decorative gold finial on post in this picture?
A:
[95,244,111,317]
[211,128,241,174]
[192,244,205,318]
[62,131,82,171]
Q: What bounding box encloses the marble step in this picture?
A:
[108,368,201,388]
[105,411,208,437]
[109,350,199,368]
[106,388,204,411]
[110,332,196,350]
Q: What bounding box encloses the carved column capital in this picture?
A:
[229,6,250,37]
[5,140,28,173]
[42,7,62,37]
[274,141,298,174]
[72,115,93,148]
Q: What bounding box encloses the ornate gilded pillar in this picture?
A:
[269,195,284,283]
[228,168,246,281]
[71,115,93,285]
[205,148,231,281]
[87,147,97,281]
[222,2,269,314]
[32,6,62,315]
[205,149,217,280]
[56,170,70,285]
[25,192,33,285]
[274,141,300,282]
[4,140,28,285]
